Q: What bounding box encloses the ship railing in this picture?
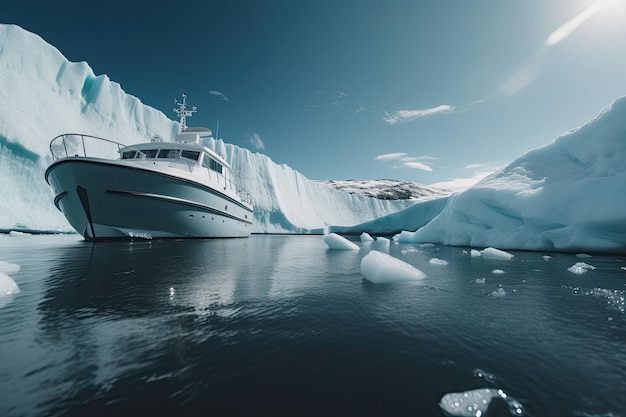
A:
[49,133,147,161]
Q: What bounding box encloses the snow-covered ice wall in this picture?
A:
[396,96,626,254]
[0,24,413,233]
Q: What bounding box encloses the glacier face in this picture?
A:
[395,96,626,253]
[0,24,414,234]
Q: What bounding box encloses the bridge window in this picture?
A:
[158,149,180,159]
[181,150,200,161]
[121,151,136,159]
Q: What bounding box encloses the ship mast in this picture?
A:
[173,92,197,133]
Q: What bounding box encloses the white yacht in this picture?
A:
[45,93,253,240]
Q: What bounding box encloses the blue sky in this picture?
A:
[4,0,626,190]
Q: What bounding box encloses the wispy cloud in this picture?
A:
[355,107,366,114]
[374,153,408,161]
[209,90,229,101]
[401,161,433,171]
[383,105,455,125]
[375,153,435,171]
[246,132,265,150]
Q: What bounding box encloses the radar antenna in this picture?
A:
[173,92,197,133]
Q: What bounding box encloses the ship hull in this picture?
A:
[45,158,253,240]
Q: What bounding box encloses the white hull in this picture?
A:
[45,157,253,240]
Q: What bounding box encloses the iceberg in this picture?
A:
[395,96,626,254]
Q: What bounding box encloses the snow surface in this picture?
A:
[0,24,413,234]
[2,23,626,254]
[360,250,426,283]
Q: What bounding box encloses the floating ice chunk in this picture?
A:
[421,243,435,248]
[481,247,514,260]
[361,250,426,283]
[470,249,482,258]
[9,231,30,237]
[0,272,20,307]
[490,287,506,297]
[360,232,375,242]
[439,388,524,417]
[492,269,505,274]
[401,248,419,255]
[542,255,553,261]
[323,233,359,250]
[576,253,592,259]
[429,258,448,266]
[475,278,486,284]
[567,262,596,275]
[375,237,391,245]
[0,261,20,275]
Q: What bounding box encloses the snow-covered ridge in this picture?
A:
[319,179,451,201]
[0,24,414,234]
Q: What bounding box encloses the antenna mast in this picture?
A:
[173,92,197,133]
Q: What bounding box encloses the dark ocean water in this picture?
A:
[0,234,624,417]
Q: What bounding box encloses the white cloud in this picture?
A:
[384,105,455,124]
[355,107,366,114]
[401,161,433,171]
[209,90,229,101]
[374,153,407,161]
[246,132,265,150]
[376,153,434,171]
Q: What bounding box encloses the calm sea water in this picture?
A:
[0,234,624,417]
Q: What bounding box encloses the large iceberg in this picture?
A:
[395,96,626,254]
[0,24,414,234]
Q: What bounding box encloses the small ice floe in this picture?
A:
[360,250,426,283]
[470,249,482,258]
[621,266,626,271]
[323,233,359,250]
[0,261,21,275]
[567,262,596,275]
[576,253,592,259]
[401,248,419,255]
[0,272,20,307]
[429,258,449,266]
[542,255,553,261]
[475,278,486,284]
[489,287,506,297]
[421,243,435,248]
[374,236,391,246]
[492,269,505,275]
[439,388,524,417]
[360,232,375,242]
[9,230,30,237]
[480,247,514,260]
